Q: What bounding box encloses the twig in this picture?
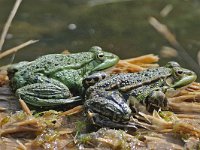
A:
[16,140,27,150]
[149,17,200,76]
[14,119,38,126]
[0,106,7,111]
[0,126,40,136]
[0,0,22,51]
[198,51,200,66]
[88,0,132,7]
[0,40,38,59]
[160,4,173,17]
[19,98,32,116]
[61,105,83,116]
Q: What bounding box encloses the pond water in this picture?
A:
[0,0,200,78]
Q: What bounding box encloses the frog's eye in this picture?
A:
[173,70,184,79]
[177,70,183,75]
[174,70,183,77]
[97,53,104,60]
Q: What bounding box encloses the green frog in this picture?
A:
[8,46,119,107]
[84,62,197,128]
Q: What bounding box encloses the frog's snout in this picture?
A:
[172,73,197,88]
[93,52,119,71]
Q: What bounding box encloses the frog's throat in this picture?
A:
[171,74,197,88]
[93,54,119,71]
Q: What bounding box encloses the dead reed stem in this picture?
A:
[0,0,22,51]
[19,99,32,116]
[0,126,40,136]
[0,40,38,59]
[0,106,7,111]
[149,16,200,76]
[61,105,83,116]
[16,140,27,150]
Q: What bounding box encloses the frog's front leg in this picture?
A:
[82,72,108,88]
[143,88,168,112]
[16,73,81,107]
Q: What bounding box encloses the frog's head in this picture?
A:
[166,61,197,89]
[89,46,119,72]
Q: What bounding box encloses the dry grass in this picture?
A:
[108,54,159,73]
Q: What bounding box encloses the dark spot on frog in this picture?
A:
[94,77,99,82]
[144,73,148,76]
[86,78,92,82]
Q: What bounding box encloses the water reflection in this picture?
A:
[0,0,200,77]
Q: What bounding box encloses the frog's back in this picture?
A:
[90,67,172,90]
[19,52,93,74]
[9,52,94,91]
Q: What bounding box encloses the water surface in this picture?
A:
[0,0,200,77]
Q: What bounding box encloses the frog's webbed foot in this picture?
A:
[144,89,168,112]
[86,110,138,130]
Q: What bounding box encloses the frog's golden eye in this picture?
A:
[97,53,104,60]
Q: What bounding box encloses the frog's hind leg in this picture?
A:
[84,90,134,129]
[16,74,82,107]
